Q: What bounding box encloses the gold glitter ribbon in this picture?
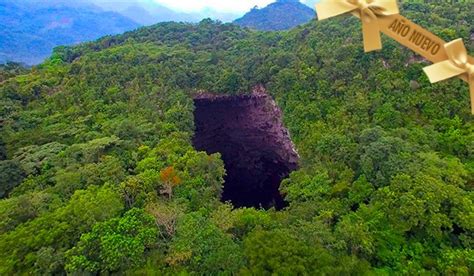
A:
[315,1,473,114]
[423,39,474,113]
[315,0,399,52]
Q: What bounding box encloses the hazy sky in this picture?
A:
[92,0,318,14]
[152,0,318,12]
[153,0,272,13]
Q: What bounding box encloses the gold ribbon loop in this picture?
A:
[423,39,474,113]
[315,0,399,52]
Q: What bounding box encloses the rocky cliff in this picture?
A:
[193,87,299,209]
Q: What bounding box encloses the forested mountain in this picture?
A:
[0,2,473,275]
[0,0,139,65]
[0,0,240,65]
[234,0,315,31]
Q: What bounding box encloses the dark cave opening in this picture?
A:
[192,88,299,209]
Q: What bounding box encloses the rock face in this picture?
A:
[192,87,299,209]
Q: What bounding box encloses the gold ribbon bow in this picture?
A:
[423,39,474,113]
[315,0,399,52]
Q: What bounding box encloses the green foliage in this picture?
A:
[0,185,123,274]
[242,228,370,275]
[0,62,29,82]
[13,142,66,175]
[0,160,25,198]
[66,208,158,273]
[123,136,225,210]
[281,169,333,203]
[211,204,275,239]
[0,191,61,234]
[167,211,244,274]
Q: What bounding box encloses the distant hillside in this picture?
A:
[118,5,191,25]
[93,0,200,25]
[234,0,315,31]
[0,0,139,65]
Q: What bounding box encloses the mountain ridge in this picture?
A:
[0,0,139,64]
[234,0,315,31]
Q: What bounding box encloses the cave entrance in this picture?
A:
[192,88,299,209]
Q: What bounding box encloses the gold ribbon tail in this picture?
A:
[423,60,466,83]
[362,18,382,52]
[315,0,399,52]
[423,39,474,114]
[424,61,474,114]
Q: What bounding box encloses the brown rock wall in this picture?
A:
[192,87,299,209]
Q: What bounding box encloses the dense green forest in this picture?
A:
[0,2,473,274]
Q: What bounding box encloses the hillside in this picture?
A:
[0,2,473,275]
[234,0,315,31]
[0,0,139,65]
